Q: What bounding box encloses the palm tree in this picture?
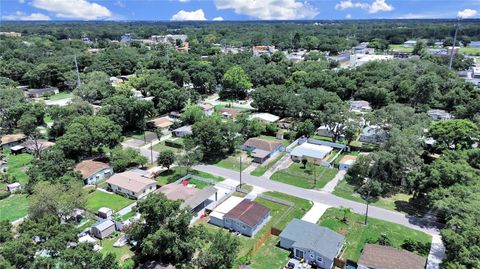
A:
[341,206,351,223]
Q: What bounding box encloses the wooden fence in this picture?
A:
[247,227,284,256]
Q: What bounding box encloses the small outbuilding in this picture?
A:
[338,155,358,170]
[90,220,115,239]
[7,182,22,193]
[98,207,113,219]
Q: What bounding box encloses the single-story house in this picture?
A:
[279,219,345,269]
[317,125,335,138]
[106,171,157,199]
[21,139,55,154]
[98,207,113,219]
[339,155,358,170]
[209,196,245,227]
[199,103,214,116]
[359,126,388,144]
[146,117,173,131]
[7,182,22,193]
[348,100,372,112]
[357,244,427,269]
[0,134,27,149]
[277,117,297,130]
[242,137,283,163]
[157,183,218,212]
[172,125,192,137]
[220,108,242,119]
[90,220,115,239]
[290,142,333,164]
[249,113,280,124]
[75,160,113,185]
[427,109,453,121]
[223,199,270,237]
[25,87,59,98]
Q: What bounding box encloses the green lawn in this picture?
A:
[319,208,431,262]
[270,162,338,189]
[85,190,134,213]
[156,167,224,186]
[5,153,33,188]
[258,135,290,147]
[389,44,413,53]
[100,234,134,264]
[0,194,29,221]
[258,191,313,229]
[151,142,182,153]
[459,47,480,55]
[47,91,73,100]
[76,218,96,232]
[250,153,285,177]
[213,151,251,172]
[250,235,291,269]
[333,179,413,212]
[43,114,53,124]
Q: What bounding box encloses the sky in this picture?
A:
[0,0,479,21]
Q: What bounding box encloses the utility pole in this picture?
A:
[239,155,242,188]
[448,18,460,70]
[74,54,81,87]
[150,141,153,165]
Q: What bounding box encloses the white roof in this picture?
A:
[290,143,333,160]
[10,145,25,151]
[78,234,97,244]
[7,182,21,188]
[93,220,114,231]
[249,113,280,123]
[210,196,244,220]
[98,207,112,214]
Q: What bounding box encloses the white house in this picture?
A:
[290,142,334,164]
[427,109,453,121]
[106,171,157,199]
[348,100,372,112]
[249,113,280,124]
[75,160,113,185]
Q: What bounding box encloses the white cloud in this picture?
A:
[171,9,207,21]
[457,9,478,18]
[346,14,352,19]
[18,0,25,3]
[335,0,393,14]
[178,0,190,2]
[2,11,50,21]
[213,16,224,21]
[31,0,112,20]
[214,0,318,20]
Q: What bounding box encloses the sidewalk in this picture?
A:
[322,170,347,193]
[301,202,330,223]
[264,154,292,178]
[426,234,446,269]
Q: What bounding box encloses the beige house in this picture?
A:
[75,160,113,185]
[106,171,157,199]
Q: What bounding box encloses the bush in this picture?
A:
[0,190,10,200]
[401,238,430,256]
[164,139,184,149]
[122,259,135,269]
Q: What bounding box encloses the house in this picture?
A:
[199,103,214,116]
[157,183,218,212]
[252,45,276,56]
[75,160,113,185]
[147,117,174,131]
[120,33,132,43]
[348,100,372,112]
[106,171,157,199]
[209,196,245,227]
[317,125,335,138]
[98,207,113,219]
[223,199,270,237]
[242,138,283,163]
[172,125,192,137]
[359,126,388,144]
[7,182,22,193]
[21,139,55,154]
[427,109,453,120]
[279,219,345,269]
[220,108,242,119]
[339,155,358,170]
[350,54,394,68]
[25,87,59,98]
[249,113,280,124]
[277,117,297,130]
[90,220,115,239]
[0,134,27,149]
[357,244,427,269]
[290,142,333,164]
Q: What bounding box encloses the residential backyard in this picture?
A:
[0,194,29,222]
[85,190,134,213]
[270,162,338,189]
[3,152,33,188]
[250,235,291,269]
[212,150,251,172]
[100,234,134,264]
[250,153,285,176]
[156,167,225,186]
[151,141,182,153]
[258,135,291,147]
[318,208,431,262]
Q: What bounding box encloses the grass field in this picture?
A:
[459,47,480,55]
[156,167,225,186]
[333,180,413,212]
[85,190,134,213]
[318,208,431,261]
[333,151,361,166]
[389,44,413,53]
[250,153,285,177]
[250,235,291,269]
[47,91,73,100]
[259,191,313,229]
[258,135,291,147]
[270,162,338,189]
[100,234,134,264]
[0,194,29,221]
[3,153,33,189]
[213,151,251,172]
[151,142,182,153]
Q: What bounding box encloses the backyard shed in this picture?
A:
[90,220,115,239]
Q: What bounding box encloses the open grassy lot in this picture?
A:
[5,153,33,187]
[151,141,182,153]
[333,180,413,212]
[156,167,225,186]
[259,191,312,229]
[212,151,251,172]
[100,234,134,264]
[389,44,413,53]
[250,153,285,177]
[270,162,338,189]
[250,235,291,269]
[47,91,73,100]
[85,190,134,213]
[258,135,291,147]
[0,194,29,222]
[318,208,431,262]
[459,47,480,55]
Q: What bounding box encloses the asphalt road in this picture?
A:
[194,164,442,235]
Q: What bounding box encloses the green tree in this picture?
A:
[157,150,175,171]
[27,149,76,191]
[110,147,148,172]
[181,103,205,125]
[99,95,154,132]
[198,231,240,269]
[220,65,252,100]
[296,119,315,138]
[429,119,480,150]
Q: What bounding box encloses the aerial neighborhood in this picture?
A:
[0,6,479,269]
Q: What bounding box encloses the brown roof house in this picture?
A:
[199,103,214,116]
[146,117,173,131]
[358,244,427,269]
[75,160,113,185]
[157,183,218,213]
[106,171,157,199]
[223,199,270,237]
[242,137,283,164]
[0,134,27,149]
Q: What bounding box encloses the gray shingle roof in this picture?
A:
[279,219,345,260]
